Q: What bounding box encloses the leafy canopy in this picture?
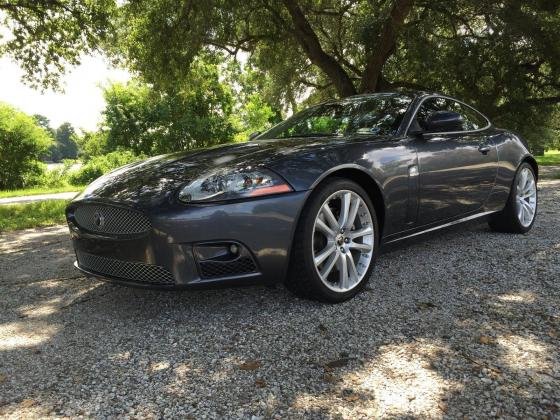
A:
[101,59,236,155]
[115,0,560,148]
[0,0,116,89]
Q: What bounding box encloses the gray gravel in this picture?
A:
[0,180,558,419]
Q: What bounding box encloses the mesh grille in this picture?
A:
[199,256,257,279]
[73,204,151,235]
[77,251,175,285]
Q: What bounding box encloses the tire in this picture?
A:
[285,178,379,303]
[488,162,537,234]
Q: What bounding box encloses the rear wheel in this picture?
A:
[488,163,537,233]
[286,178,378,303]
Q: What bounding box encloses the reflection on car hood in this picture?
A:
[74,136,363,207]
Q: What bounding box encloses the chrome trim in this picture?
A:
[404,94,492,137]
[384,211,495,244]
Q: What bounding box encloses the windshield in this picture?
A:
[258,93,414,140]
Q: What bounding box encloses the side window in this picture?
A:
[415,97,448,130]
[457,104,488,130]
[415,97,489,132]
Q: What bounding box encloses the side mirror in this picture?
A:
[248,131,261,141]
[424,111,464,133]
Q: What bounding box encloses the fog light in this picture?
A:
[229,244,239,255]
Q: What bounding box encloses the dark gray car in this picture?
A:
[66,91,538,302]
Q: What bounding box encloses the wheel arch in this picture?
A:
[309,165,386,238]
[521,155,539,181]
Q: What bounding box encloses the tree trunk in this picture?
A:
[282,0,357,97]
[360,0,415,93]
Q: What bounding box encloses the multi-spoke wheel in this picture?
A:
[489,162,537,233]
[286,178,378,302]
[515,167,537,228]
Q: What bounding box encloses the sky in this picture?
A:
[0,54,130,131]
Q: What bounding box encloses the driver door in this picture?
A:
[412,97,498,226]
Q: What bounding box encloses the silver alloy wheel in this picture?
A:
[312,190,374,293]
[515,167,537,228]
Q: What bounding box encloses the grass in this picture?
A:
[0,184,83,199]
[0,200,69,232]
[535,150,560,166]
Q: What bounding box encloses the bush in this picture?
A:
[35,160,77,187]
[0,103,53,189]
[68,150,142,185]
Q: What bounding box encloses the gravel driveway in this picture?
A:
[0,180,558,419]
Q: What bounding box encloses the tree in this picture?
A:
[0,0,116,89]
[114,0,560,150]
[54,122,78,160]
[101,60,236,155]
[0,103,52,189]
[75,130,109,159]
[32,117,78,161]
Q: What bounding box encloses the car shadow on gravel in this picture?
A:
[0,181,558,418]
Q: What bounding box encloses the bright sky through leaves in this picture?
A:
[0,54,129,131]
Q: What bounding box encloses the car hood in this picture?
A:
[70,138,334,207]
[74,137,360,208]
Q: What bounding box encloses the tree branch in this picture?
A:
[282,0,356,97]
[360,0,415,93]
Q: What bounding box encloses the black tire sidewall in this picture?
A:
[299,178,379,302]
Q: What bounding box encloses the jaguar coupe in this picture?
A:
[66,91,538,302]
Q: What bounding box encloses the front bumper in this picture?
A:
[66,191,308,288]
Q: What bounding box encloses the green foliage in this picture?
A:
[35,160,78,187]
[0,1,116,90]
[0,103,53,189]
[53,123,79,161]
[102,61,236,154]
[0,185,81,199]
[0,200,69,232]
[76,131,109,159]
[536,150,560,166]
[113,0,560,149]
[68,150,141,185]
[232,94,277,142]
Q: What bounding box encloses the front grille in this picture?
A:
[73,204,151,236]
[199,256,257,279]
[77,251,175,285]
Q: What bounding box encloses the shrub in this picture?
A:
[68,150,142,185]
[0,103,53,189]
[35,160,77,187]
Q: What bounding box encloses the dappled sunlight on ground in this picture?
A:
[497,334,554,374]
[0,321,60,351]
[497,291,536,303]
[359,341,457,417]
[291,340,459,418]
[0,180,558,417]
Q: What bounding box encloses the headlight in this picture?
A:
[178,167,292,203]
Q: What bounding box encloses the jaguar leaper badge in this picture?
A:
[93,211,106,229]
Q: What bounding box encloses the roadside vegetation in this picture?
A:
[536,150,560,166]
[0,200,69,232]
[0,185,82,199]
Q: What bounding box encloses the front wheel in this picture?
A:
[488,163,537,233]
[286,178,379,303]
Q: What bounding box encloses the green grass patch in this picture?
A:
[0,184,83,199]
[0,200,69,232]
[536,150,560,166]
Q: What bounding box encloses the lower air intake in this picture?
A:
[77,251,175,286]
[199,256,257,279]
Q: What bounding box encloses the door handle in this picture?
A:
[478,145,491,155]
